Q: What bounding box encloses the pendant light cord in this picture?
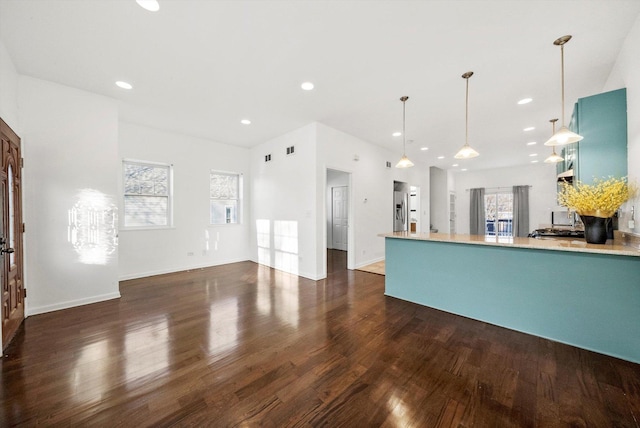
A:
[402,99,406,155]
[560,43,565,127]
[465,77,469,145]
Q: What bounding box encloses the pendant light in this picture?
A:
[545,35,583,146]
[455,72,479,159]
[395,96,414,168]
[544,119,564,163]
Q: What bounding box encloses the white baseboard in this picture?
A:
[118,258,250,281]
[27,291,121,316]
[355,256,385,269]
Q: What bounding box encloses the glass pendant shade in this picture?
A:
[455,71,479,159]
[544,126,583,146]
[455,144,479,159]
[396,155,415,168]
[544,118,564,163]
[544,150,564,163]
[395,96,414,168]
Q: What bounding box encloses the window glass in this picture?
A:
[485,192,513,237]
[123,160,172,228]
[210,171,241,224]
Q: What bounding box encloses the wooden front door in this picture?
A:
[1,118,24,349]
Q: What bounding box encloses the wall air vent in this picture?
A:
[286,146,295,156]
[265,154,272,162]
[386,161,392,169]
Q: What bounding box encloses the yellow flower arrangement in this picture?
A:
[558,177,636,218]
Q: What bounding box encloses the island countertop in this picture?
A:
[378,231,640,257]
[382,231,640,363]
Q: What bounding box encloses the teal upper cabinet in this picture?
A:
[575,88,627,185]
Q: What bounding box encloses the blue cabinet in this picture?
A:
[575,88,627,184]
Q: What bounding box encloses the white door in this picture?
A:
[331,186,348,251]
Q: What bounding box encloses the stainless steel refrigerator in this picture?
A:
[393,190,408,232]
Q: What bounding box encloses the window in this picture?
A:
[485,192,513,237]
[123,160,172,228]
[210,171,241,224]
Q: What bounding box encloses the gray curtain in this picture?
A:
[513,185,530,237]
[469,188,485,235]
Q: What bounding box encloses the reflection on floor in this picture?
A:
[3,257,639,425]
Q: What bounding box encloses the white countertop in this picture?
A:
[379,231,640,258]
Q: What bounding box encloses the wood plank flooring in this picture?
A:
[1,250,639,426]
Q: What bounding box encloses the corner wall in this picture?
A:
[249,124,319,280]
[316,123,425,271]
[19,76,120,315]
[118,122,251,280]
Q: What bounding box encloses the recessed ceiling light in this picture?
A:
[240,119,251,125]
[115,81,133,90]
[461,168,468,171]
[301,82,314,91]
[437,156,445,160]
[136,0,160,12]
[524,127,535,132]
[452,164,459,167]
[527,141,537,146]
[392,132,402,137]
[529,153,538,157]
[518,98,533,105]
[531,160,539,163]
[420,147,429,151]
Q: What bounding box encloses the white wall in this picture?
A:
[429,167,448,233]
[118,122,251,280]
[0,41,18,130]
[604,14,640,233]
[19,76,120,315]
[453,163,558,235]
[316,123,422,271]
[250,123,319,279]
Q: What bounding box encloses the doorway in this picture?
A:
[1,118,25,349]
[331,186,348,251]
[325,168,353,275]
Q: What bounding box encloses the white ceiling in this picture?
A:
[1,0,639,171]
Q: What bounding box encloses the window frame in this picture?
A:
[122,158,174,230]
[484,191,513,238]
[209,170,242,226]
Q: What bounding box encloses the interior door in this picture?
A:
[1,118,24,349]
[331,186,348,251]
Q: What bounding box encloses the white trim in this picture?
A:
[26,292,121,316]
[355,255,385,270]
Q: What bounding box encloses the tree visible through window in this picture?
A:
[485,192,513,236]
[210,171,241,224]
[123,160,172,228]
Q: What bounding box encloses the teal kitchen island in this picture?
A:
[381,232,640,363]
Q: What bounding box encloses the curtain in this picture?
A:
[513,185,530,238]
[469,188,485,235]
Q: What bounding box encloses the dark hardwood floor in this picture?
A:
[1,250,639,426]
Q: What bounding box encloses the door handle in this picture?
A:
[1,247,14,254]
